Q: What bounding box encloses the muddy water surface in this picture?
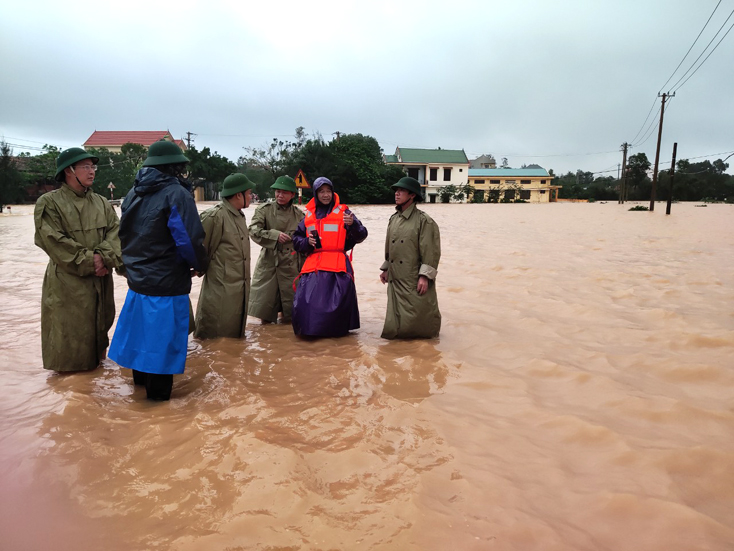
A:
[1,202,733,550]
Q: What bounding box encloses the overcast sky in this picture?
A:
[2,0,733,176]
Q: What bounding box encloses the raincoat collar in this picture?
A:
[61,182,89,199]
[222,197,245,217]
[396,202,417,219]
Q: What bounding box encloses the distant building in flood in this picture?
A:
[83,130,187,153]
[469,167,560,203]
[384,147,470,203]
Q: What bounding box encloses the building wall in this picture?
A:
[469,176,558,203]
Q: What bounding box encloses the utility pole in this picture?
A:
[185,131,196,149]
[666,142,677,215]
[619,142,629,204]
[649,92,674,211]
[332,131,341,142]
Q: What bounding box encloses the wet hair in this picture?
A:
[156,163,188,178]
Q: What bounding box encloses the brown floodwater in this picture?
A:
[0,201,733,551]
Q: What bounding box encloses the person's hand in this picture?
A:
[380,270,388,284]
[308,235,317,247]
[191,269,203,278]
[93,253,108,277]
[343,212,354,226]
[278,232,292,243]
[417,275,429,295]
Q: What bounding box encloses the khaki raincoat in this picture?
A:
[380,203,441,339]
[34,184,123,371]
[194,199,250,339]
[248,201,305,322]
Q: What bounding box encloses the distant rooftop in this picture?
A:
[469,168,550,177]
[393,147,469,164]
[84,130,186,150]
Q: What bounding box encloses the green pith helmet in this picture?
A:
[271,175,297,193]
[391,176,422,200]
[55,147,99,181]
[142,140,189,167]
[221,173,255,198]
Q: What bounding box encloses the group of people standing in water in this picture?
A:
[33,141,442,401]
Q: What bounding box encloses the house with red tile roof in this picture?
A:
[83,130,186,153]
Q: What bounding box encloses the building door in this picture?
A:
[407,167,419,179]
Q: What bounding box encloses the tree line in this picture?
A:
[2,134,732,207]
[552,152,734,203]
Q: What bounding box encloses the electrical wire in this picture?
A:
[667,7,734,92]
[659,0,722,92]
[671,17,734,92]
[630,96,660,145]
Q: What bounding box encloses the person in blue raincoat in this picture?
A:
[109,141,208,401]
[291,177,367,337]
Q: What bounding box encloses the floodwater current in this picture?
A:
[0,201,733,551]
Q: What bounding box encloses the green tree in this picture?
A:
[439,184,456,203]
[0,141,25,206]
[88,143,148,199]
[625,153,651,200]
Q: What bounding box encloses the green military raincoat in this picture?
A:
[194,199,251,339]
[34,184,123,371]
[380,203,441,339]
[248,201,305,322]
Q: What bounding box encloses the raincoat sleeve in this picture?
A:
[292,218,313,254]
[380,217,392,272]
[248,204,279,249]
[418,214,440,280]
[200,207,224,266]
[94,202,123,270]
[33,196,95,276]
[167,189,208,273]
[344,210,367,251]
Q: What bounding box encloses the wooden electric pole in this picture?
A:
[619,142,629,204]
[649,92,674,211]
[666,142,677,215]
[185,131,196,149]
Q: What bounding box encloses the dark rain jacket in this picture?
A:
[119,168,208,297]
[34,184,123,371]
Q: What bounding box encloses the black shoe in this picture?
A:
[132,370,147,386]
[145,374,173,401]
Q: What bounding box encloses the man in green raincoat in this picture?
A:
[194,173,254,339]
[380,177,441,339]
[248,175,305,323]
[34,147,123,371]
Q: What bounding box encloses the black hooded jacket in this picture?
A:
[119,167,208,296]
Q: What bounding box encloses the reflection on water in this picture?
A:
[1,203,733,550]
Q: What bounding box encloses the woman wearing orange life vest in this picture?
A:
[291,177,368,337]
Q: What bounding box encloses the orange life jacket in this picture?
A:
[300,194,348,274]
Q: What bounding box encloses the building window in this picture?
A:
[540,190,546,194]
[430,168,438,181]
[504,190,516,200]
[505,180,516,185]
[521,180,531,185]
[541,179,546,184]
[490,179,500,184]
[520,190,531,200]
[408,167,419,180]
[443,168,451,181]
[459,168,463,172]
[474,179,485,184]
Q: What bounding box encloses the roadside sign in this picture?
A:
[294,169,310,189]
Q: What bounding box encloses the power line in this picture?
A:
[658,0,722,92]
[672,17,734,92]
[668,7,734,92]
[630,96,660,145]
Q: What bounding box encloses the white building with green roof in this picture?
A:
[384,147,470,203]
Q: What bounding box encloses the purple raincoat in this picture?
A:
[291,198,367,337]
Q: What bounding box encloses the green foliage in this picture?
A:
[471,189,485,203]
[628,205,649,211]
[88,143,148,199]
[0,141,26,205]
[186,145,238,200]
[439,184,456,203]
[244,128,406,204]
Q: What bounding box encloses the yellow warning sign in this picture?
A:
[294,169,310,189]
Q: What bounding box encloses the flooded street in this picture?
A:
[1,201,733,550]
